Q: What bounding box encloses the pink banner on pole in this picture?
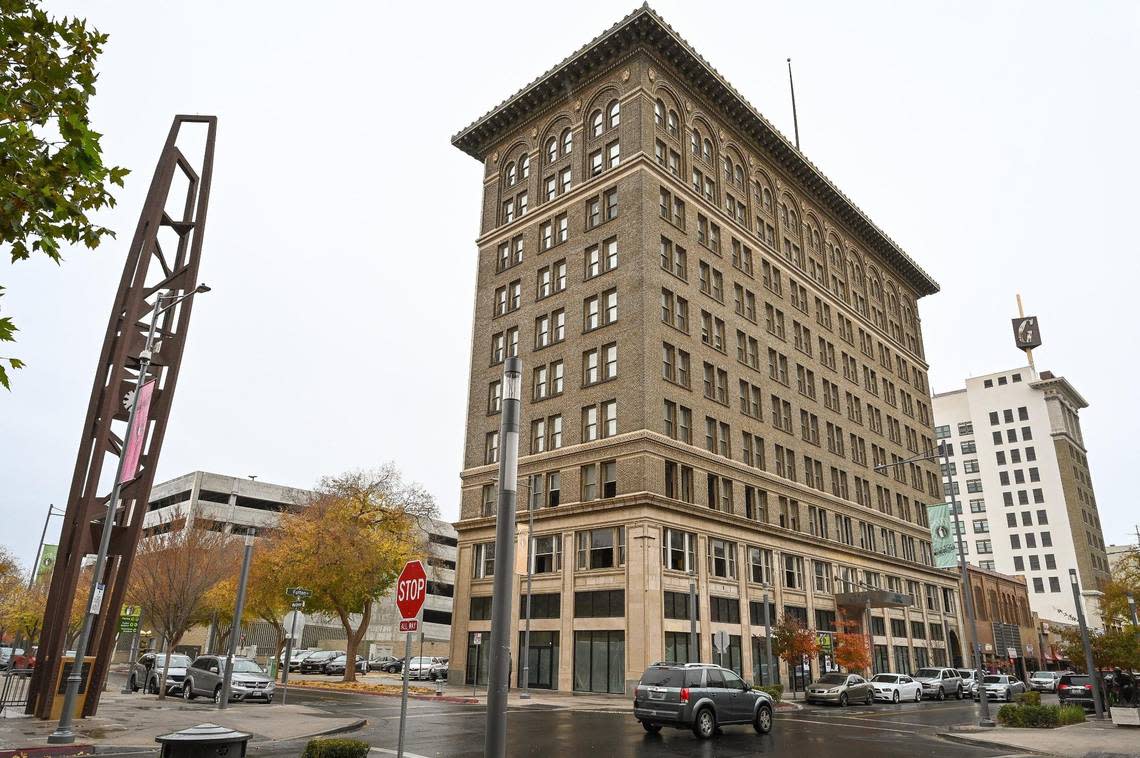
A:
[119,379,155,484]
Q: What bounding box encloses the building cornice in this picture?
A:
[451,4,939,297]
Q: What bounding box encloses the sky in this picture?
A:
[3,1,1138,568]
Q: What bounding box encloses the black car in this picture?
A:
[1058,673,1099,710]
[323,654,368,676]
[633,663,775,739]
[298,650,343,674]
[379,657,404,674]
[369,656,398,672]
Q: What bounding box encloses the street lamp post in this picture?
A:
[520,487,534,700]
[48,285,209,744]
[13,504,64,671]
[219,532,255,709]
[761,586,773,685]
[689,570,698,663]
[1070,568,1105,720]
[484,356,521,758]
[875,442,993,727]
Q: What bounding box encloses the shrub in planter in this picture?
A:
[755,684,783,703]
[1057,705,1086,725]
[996,703,1086,728]
[1015,690,1041,706]
[302,738,370,758]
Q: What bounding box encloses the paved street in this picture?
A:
[236,686,1016,758]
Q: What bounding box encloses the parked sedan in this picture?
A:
[369,655,398,672]
[974,674,1026,702]
[805,673,873,706]
[956,669,980,696]
[298,650,343,674]
[182,655,275,704]
[323,654,368,676]
[870,673,923,703]
[406,656,446,681]
[378,657,404,674]
[428,657,449,681]
[280,648,316,672]
[1029,670,1068,692]
[128,653,192,694]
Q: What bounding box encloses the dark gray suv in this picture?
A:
[633,663,775,739]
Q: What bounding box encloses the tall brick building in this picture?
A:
[448,6,965,694]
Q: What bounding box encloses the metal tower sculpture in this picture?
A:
[29,115,217,718]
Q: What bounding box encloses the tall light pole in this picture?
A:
[689,570,698,663]
[29,504,65,590]
[1070,568,1105,720]
[484,356,521,758]
[761,585,773,685]
[875,442,992,726]
[48,285,209,744]
[219,531,255,710]
[520,485,534,699]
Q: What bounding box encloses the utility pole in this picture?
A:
[1070,569,1105,720]
[218,533,255,710]
[484,356,521,758]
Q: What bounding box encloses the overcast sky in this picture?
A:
[3,1,1138,568]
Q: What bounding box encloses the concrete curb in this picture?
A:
[292,685,478,705]
[937,731,1056,756]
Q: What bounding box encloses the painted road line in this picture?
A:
[371,749,432,758]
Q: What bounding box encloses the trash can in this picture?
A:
[155,723,252,757]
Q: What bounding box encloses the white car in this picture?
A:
[406,656,445,680]
[870,673,923,703]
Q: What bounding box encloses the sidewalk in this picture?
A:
[0,690,363,753]
[942,718,1139,757]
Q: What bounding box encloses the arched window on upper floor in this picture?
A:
[702,138,712,162]
[546,136,558,164]
[734,164,745,188]
[654,98,665,127]
[519,153,529,179]
[505,161,517,187]
[607,100,620,129]
[666,109,678,136]
[561,128,573,156]
[591,109,604,138]
[691,128,701,155]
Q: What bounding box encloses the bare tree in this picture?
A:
[127,510,240,699]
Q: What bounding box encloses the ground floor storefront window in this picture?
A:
[874,644,889,674]
[664,631,693,664]
[710,633,742,675]
[517,631,558,690]
[894,645,910,674]
[914,647,929,668]
[574,630,624,694]
[752,637,778,685]
[465,631,492,685]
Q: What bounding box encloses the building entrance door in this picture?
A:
[518,631,558,690]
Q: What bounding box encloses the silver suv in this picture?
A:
[182,655,275,704]
[913,667,964,700]
[128,652,191,694]
[633,663,775,739]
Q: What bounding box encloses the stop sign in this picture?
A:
[395,560,427,621]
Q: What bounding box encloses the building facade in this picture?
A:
[933,368,1109,624]
[964,565,1040,679]
[140,472,456,660]
[447,7,967,695]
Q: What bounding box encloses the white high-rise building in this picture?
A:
[933,367,1109,624]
